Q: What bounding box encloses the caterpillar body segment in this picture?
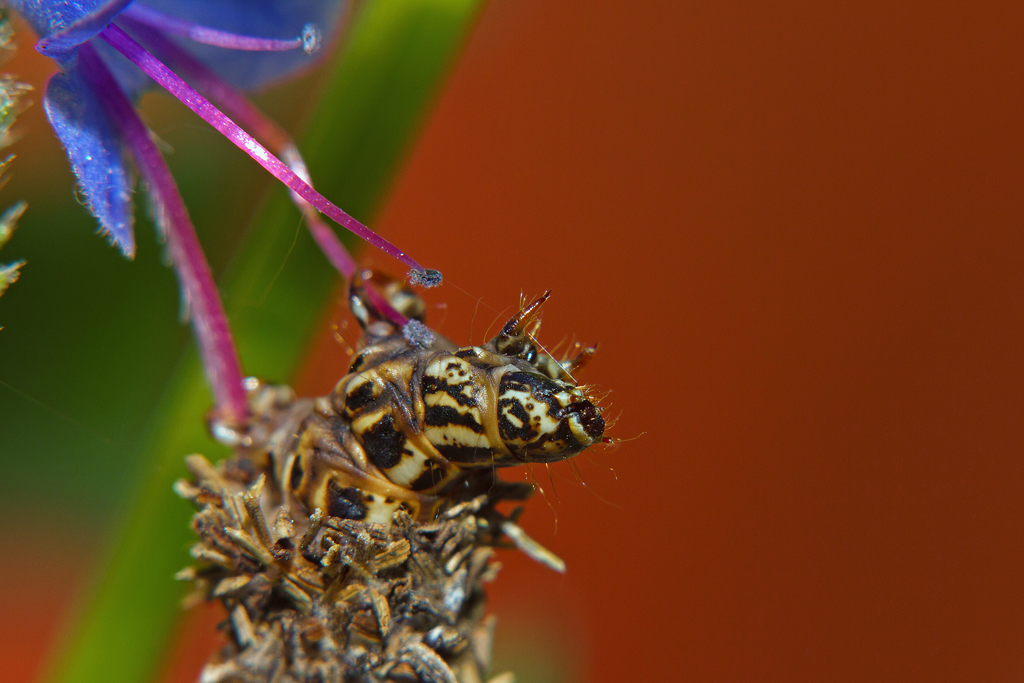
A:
[216,274,606,525]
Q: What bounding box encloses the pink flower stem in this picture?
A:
[121,4,318,53]
[118,17,413,328]
[117,16,358,281]
[100,23,439,285]
[78,43,249,425]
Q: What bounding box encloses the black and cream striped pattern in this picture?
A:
[225,285,605,525]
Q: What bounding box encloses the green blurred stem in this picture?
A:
[44,2,483,682]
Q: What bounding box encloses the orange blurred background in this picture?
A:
[8,0,1024,681]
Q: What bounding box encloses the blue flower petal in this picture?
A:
[14,1,344,89]
[4,0,107,39]
[35,0,134,59]
[43,64,136,257]
[136,0,346,90]
[11,0,345,257]
[7,0,130,58]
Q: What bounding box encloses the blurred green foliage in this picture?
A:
[0,1,484,682]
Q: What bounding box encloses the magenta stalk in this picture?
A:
[100,23,439,284]
[78,43,249,424]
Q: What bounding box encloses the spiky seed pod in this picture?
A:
[179,273,606,682]
[178,453,545,683]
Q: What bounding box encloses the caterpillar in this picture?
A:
[184,272,608,682]
[212,271,606,524]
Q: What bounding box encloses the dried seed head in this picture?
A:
[179,452,561,682]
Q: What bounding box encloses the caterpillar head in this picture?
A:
[420,292,605,466]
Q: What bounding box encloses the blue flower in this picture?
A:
[8,0,345,256]
[5,0,438,421]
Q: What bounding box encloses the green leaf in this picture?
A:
[43,2,484,682]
